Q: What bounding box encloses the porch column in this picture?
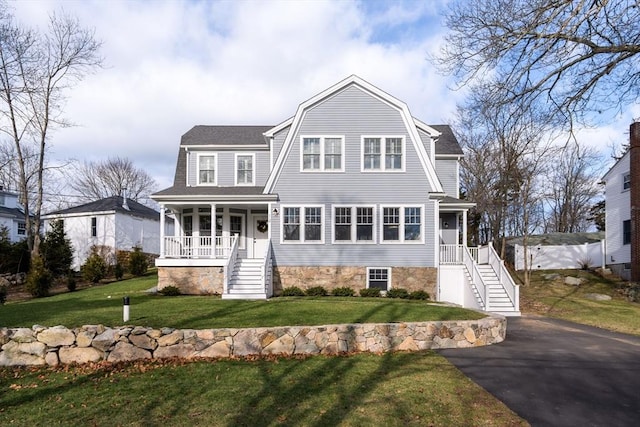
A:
[210,203,217,258]
[159,205,166,258]
[462,210,468,247]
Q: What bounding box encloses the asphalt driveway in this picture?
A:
[439,315,640,427]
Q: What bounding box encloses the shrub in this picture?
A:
[82,251,107,283]
[0,227,30,274]
[160,285,181,296]
[305,286,327,296]
[41,219,73,277]
[26,255,53,298]
[409,290,430,300]
[66,273,77,292]
[387,288,410,299]
[0,285,7,304]
[114,263,124,280]
[332,286,355,297]
[360,288,381,297]
[129,246,148,276]
[282,286,305,296]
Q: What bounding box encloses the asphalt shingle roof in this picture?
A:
[180,125,273,146]
[45,196,160,221]
[431,124,464,155]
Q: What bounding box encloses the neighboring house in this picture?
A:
[152,75,519,315]
[505,232,605,271]
[0,186,28,243]
[42,196,173,271]
[602,123,640,280]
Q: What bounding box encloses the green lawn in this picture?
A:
[0,352,526,426]
[518,269,640,336]
[0,273,483,329]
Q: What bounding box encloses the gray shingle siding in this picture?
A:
[435,159,458,197]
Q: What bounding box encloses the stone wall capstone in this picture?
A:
[0,315,505,367]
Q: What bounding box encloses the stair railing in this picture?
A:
[223,234,239,295]
[486,243,519,311]
[463,246,489,311]
[261,238,272,297]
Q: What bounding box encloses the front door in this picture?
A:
[250,215,268,258]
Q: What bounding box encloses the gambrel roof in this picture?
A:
[263,75,444,194]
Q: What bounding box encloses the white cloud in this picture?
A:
[6,0,468,193]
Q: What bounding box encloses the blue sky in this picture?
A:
[8,0,635,194]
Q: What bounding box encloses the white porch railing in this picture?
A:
[223,235,239,295]
[162,236,236,259]
[485,243,520,312]
[462,246,489,310]
[440,244,478,264]
[261,238,273,297]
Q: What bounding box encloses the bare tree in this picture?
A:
[0,3,102,257]
[456,85,558,284]
[543,144,603,233]
[67,156,157,203]
[436,0,640,128]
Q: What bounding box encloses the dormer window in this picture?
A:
[623,173,631,190]
[198,154,217,185]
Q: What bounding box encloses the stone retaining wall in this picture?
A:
[157,266,223,295]
[0,316,505,367]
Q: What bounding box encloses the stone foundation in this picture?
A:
[274,266,437,297]
[0,315,506,366]
[157,266,223,295]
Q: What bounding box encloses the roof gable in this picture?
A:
[263,75,444,194]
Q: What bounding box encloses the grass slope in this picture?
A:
[0,273,483,329]
[518,269,640,336]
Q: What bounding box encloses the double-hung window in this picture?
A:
[367,267,391,291]
[198,154,217,185]
[333,206,375,243]
[282,206,323,243]
[381,206,422,243]
[362,136,404,171]
[17,221,26,236]
[301,136,344,171]
[90,217,97,237]
[623,173,631,190]
[236,154,254,185]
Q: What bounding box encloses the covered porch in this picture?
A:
[152,192,278,299]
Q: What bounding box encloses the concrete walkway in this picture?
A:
[439,315,640,427]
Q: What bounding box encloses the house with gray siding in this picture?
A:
[152,75,519,315]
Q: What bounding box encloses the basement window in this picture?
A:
[367,267,390,291]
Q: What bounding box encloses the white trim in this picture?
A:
[183,144,267,150]
[264,75,444,194]
[299,135,346,172]
[379,205,424,244]
[280,204,325,244]
[366,267,392,290]
[361,135,406,172]
[185,148,190,187]
[264,117,294,137]
[235,153,256,186]
[196,153,218,186]
[331,205,377,244]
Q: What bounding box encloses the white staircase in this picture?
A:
[473,264,521,316]
[222,258,268,300]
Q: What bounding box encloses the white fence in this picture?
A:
[513,241,605,271]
